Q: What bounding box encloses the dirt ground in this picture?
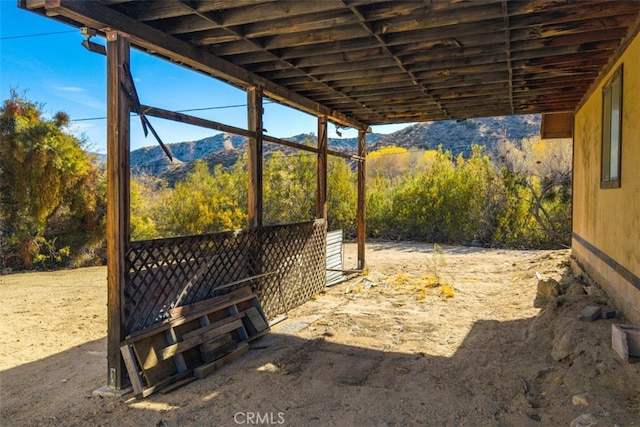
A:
[1,241,639,426]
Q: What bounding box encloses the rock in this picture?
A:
[551,317,580,362]
[534,277,560,308]
[572,393,590,406]
[584,285,606,297]
[600,308,616,319]
[551,331,575,361]
[570,413,598,427]
[565,283,586,296]
[578,306,601,322]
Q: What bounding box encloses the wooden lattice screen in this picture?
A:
[124,220,327,335]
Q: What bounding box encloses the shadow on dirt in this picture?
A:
[2,290,637,427]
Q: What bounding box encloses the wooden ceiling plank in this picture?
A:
[222,51,280,66]
[308,86,425,104]
[109,1,192,22]
[242,9,357,39]
[175,0,387,123]
[369,2,503,34]
[341,0,452,119]
[510,1,640,27]
[314,73,410,89]
[502,0,515,114]
[126,0,277,21]
[261,24,370,50]
[162,2,347,37]
[510,14,637,40]
[160,14,217,35]
[409,53,508,74]
[26,0,640,123]
[289,45,387,68]
[510,40,620,61]
[360,0,503,21]
[401,36,615,71]
[304,57,399,75]
[414,62,508,80]
[515,51,611,68]
[279,37,381,60]
[217,1,344,27]
[310,66,406,83]
[224,39,383,68]
[184,29,243,46]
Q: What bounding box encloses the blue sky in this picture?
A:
[0,1,410,153]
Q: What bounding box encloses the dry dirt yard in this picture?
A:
[1,241,639,426]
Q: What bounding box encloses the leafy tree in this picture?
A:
[153,161,247,236]
[327,156,356,232]
[367,146,410,183]
[496,137,572,247]
[0,91,103,268]
[130,175,162,241]
[263,151,316,225]
[366,173,394,237]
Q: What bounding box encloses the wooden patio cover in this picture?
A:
[20,0,640,391]
[23,0,640,125]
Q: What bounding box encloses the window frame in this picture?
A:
[601,64,623,189]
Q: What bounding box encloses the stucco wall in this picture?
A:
[573,32,640,324]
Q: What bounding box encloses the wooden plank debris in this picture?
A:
[120,285,269,398]
[245,307,269,334]
[201,334,237,363]
[195,343,249,379]
[120,343,144,395]
[159,318,245,361]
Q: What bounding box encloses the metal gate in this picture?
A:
[326,229,345,287]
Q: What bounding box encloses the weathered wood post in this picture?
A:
[357,129,366,270]
[317,115,328,220]
[247,87,263,230]
[247,87,264,281]
[106,30,131,390]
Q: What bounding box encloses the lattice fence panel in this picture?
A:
[259,220,327,319]
[124,230,258,334]
[123,221,327,335]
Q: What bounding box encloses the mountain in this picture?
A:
[371,114,541,157]
[156,133,386,184]
[130,134,246,175]
[125,114,541,184]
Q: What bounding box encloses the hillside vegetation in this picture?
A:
[127,115,540,185]
[1,93,569,271]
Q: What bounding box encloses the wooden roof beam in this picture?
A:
[40,0,367,130]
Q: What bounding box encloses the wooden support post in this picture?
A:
[357,129,367,270]
[317,115,328,219]
[106,30,131,390]
[247,87,263,229]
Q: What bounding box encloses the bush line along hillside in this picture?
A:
[0,93,570,271]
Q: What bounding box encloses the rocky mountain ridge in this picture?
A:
[121,114,541,183]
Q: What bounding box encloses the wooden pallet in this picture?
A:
[120,285,269,398]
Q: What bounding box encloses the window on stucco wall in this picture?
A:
[601,64,623,189]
